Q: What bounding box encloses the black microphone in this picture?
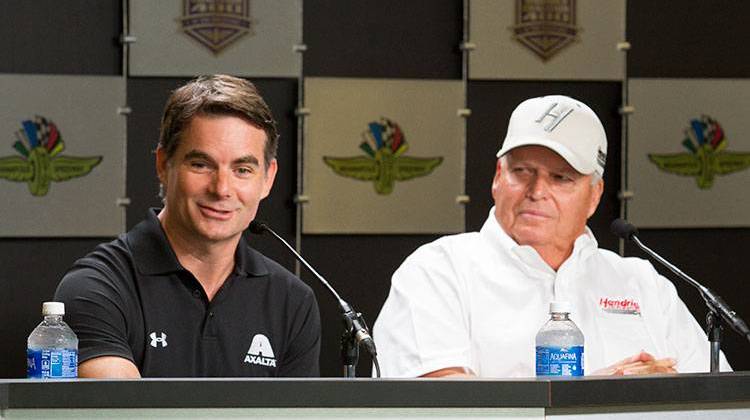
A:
[611,218,750,340]
[610,218,638,240]
[248,220,379,376]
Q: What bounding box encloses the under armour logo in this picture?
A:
[535,102,574,132]
[149,332,168,348]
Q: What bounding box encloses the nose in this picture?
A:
[526,174,549,201]
[211,168,232,198]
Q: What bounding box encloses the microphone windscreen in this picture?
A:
[610,218,638,240]
[247,220,267,234]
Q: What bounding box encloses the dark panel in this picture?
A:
[304,0,463,79]
[0,238,106,378]
[625,229,750,371]
[125,77,299,271]
[4,374,750,409]
[0,0,121,75]
[467,81,623,252]
[627,2,750,77]
[300,234,440,377]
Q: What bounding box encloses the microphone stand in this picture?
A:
[629,234,748,373]
[250,222,380,378]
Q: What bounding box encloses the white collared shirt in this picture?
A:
[373,209,731,377]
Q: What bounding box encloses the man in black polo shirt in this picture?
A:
[55,75,321,377]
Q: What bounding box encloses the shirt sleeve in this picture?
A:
[276,283,321,377]
[54,255,137,366]
[373,240,474,377]
[653,267,733,373]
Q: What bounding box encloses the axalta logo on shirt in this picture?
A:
[244,334,276,367]
[149,332,168,348]
[599,297,641,315]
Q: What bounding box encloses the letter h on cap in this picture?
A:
[535,103,574,132]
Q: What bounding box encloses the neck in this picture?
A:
[531,244,573,271]
[158,210,239,301]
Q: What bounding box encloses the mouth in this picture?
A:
[517,209,550,221]
[198,204,235,221]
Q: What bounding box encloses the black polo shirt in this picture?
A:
[55,209,321,377]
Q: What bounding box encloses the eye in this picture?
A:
[235,166,255,177]
[188,160,211,172]
[552,173,574,182]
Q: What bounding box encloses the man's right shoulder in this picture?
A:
[56,234,136,294]
[404,231,484,264]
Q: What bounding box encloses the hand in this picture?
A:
[592,351,677,376]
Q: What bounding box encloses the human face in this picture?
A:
[156,114,277,246]
[491,146,603,259]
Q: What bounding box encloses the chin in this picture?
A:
[511,229,549,247]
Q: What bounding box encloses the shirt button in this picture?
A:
[209,312,214,317]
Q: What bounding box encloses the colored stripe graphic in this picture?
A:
[691,119,705,145]
[368,122,383,149]
[23,120,39,148]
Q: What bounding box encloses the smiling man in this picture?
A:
[55,75,320,378]
[373,95,730,378]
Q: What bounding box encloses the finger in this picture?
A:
[623,363,678,375]
[636,351,656,362]
[612,351,655,368]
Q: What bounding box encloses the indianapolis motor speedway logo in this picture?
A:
[323,118,443,195]
[648,115,750,189]
[511,0,579,61]
[0,116,102,197]
[180,0,255,54]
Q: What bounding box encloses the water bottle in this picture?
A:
[535,301,584,377]
[27,302,78,379]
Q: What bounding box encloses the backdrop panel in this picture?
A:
[470,0,625,80]
[303,77,465,234]
[129,0,300,77]
[0,0,121,75]
[0,74,126,237]
[627,1,750,78]
[303,0,462,79]
[628,78,750,227]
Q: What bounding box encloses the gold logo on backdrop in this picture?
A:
[511,0,579,61]
[180,0,254,54]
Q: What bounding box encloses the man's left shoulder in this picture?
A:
[590,247,661,283]
[242,245,315,298]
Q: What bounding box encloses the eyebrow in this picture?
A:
[183,149,260,166]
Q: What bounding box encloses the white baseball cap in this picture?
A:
[496,95,607,176]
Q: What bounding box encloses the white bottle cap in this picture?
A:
[549,301,572,314]
[42,302,65,316]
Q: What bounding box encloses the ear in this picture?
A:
[491,158,503,197]
[586,178,604,218]
[155,146,169,186]
[260,158,278,199]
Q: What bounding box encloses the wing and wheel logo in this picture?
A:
[0,116,102,196]
[323,118,443,195]
[648,115,750,189]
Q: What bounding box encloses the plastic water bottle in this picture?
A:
[27,302,78,379]
[535,301,584,377]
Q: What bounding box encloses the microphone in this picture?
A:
[611,218,750,340]
[610,218,638,240]
[248,220,379,377]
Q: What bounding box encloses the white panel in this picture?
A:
[303,78,465,234]
[129,0,300,77]
[0,74,126,237]
[628,78,750,227]
[470,0,625,80]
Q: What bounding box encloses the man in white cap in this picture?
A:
[373,95,731,378]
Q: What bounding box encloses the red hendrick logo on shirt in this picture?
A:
[599,297,641,315]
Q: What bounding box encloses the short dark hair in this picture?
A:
[158,74,279,166]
